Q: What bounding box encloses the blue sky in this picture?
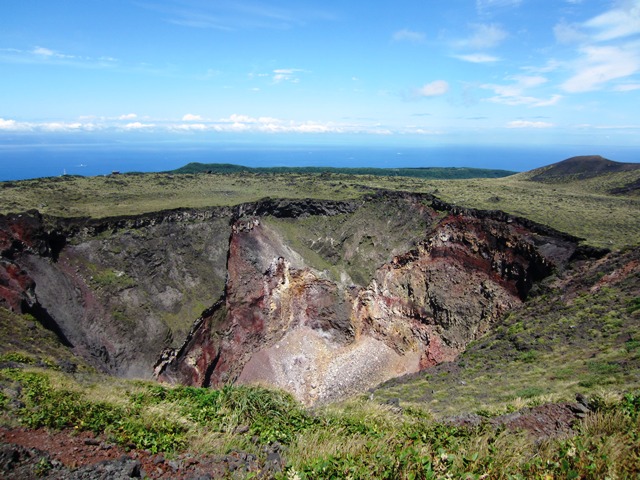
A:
[1,0,640,148]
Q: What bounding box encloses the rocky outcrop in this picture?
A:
[0,208,232,376]
[0,192,585,402]
[0,211,58,313]
[0,199,357,377]
[157,192,582,405]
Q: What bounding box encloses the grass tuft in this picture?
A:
[1,366,639,477]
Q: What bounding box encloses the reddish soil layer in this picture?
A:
[1,426,278,479]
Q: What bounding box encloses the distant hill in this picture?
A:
[524,155,640,182]
[169,162,516,179]
[517,155,640,195]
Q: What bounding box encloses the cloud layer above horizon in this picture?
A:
[1,0,639,146]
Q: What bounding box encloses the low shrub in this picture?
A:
[0,352,36,364]
[2,367,639,477]
[2,370,186,453]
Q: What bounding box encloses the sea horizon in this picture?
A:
[1,142,639,181]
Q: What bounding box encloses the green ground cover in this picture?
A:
[1,358,639,479]
[171,162,515,179]
[1,169,639,249]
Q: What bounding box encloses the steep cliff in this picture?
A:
[0,199,356,377]
[0,208,233,376]
[156,192,582,404]
[0,192,585,402]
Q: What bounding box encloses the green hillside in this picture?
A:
[170,162,516,179]
[1,157,639,249]
[521,155,640,183]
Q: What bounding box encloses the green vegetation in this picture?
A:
[91,267,137,290]
[0,309,91,373]
[424,176,640,250]
[0,352,36,365]
[0,172,365,218]
[516,155,640,189]
[2,281,635,476]
[1,369,186,453]
[264,195,431,285]
[1,364,639,478]
[1,164,638,249]
[171,162,515,179]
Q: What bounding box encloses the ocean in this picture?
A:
[1,142,639,181]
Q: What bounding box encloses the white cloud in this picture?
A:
[290,122,333,133]
[248,72,270,79]
[167,14,231,31]
[453,53,500,63]
[32,46,75,59]
[119,113,137,120]
[482,75,562,106]
[591,123,640,129]
[224,114,257,123]
[33,47,55,57]
[143,1,335,32]
[523,59,563,74]
[585,3,640,41]
[562,44,640,92]
[404,128,443,135]
[123,122,155,130]
[554,21,587,44]
[213,114,395,135]
[392,29,426,43]
[0,46,118,69]
[614,83,640,91]
[416,80,449,97]
[257,116,281,124]
[172,123,209,131]
[0,113,428,137]
[272,68,305,83]
[506,120,554,128]
[217,114,283,125]
[554,3,640,46]
[531,95,564,107]
[486,92,562,107]
[182,113,203,121]
[0,118,23,130]
[0,113,389,137]
[548,4,640,94]
[457,23,508,49]
[513,75,548,88]
[40,122,84,131]
[0,118,104,132]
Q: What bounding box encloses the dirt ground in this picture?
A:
[1,425,282,479]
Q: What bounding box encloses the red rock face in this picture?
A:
[0,212,47,313]
[0,261,35,312]
[158,197,581,405]
[357,213,554,370]
[155,305,223,387]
